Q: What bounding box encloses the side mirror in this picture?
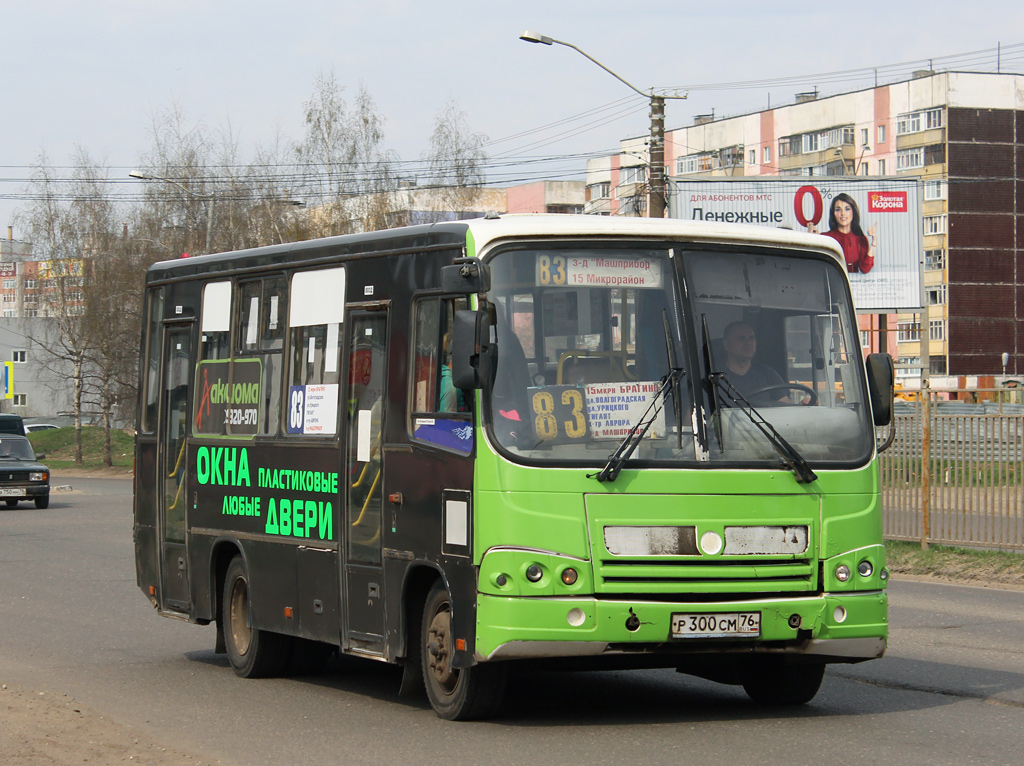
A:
[866,353,894,427]
[441,258,490,294]
[452,309,492,389]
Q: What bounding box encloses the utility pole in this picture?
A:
[520,31,686,218]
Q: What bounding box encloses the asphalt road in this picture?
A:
[2,474,1023,765]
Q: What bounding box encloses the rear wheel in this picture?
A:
[34,495,49,509]
[421,582,507,720]
[741,658,825,706]
[221,557,289,678]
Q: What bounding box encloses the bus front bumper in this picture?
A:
[475,591,887,663]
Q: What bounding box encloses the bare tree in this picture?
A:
[423,100,488,220]
[295,73,398,235]
[16,148,115,463]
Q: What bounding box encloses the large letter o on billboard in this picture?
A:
[794,185,823,228]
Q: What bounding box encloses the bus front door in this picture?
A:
[343,311,388,653]
[158,325,192,611]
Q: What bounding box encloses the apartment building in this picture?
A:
[589,71,1024,378]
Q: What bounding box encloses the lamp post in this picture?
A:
[519,30,686,219]
[129,170,215,254]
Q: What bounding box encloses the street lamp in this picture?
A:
[129,170,215,254]
[519,30,686,218]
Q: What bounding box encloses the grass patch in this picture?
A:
[886,539,1024,587]
[26,426,134,471]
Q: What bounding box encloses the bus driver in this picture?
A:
[721,321,790,404]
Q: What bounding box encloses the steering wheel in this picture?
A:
[747,383,817,406]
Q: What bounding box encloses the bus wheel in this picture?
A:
[421,582,506,720]
[222,557,289,678]
[741,659,825,705]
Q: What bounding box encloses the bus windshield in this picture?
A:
[485,242,874,470]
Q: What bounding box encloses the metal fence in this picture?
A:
[880,389,1024,549]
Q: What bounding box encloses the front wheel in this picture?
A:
[34,495,49,509]
[221,557,290,678]
[421,582,506,720]
[741,659,825,705]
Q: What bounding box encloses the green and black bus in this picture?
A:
[134,214,895,719]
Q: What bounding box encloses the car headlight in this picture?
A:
[29,471,48,482]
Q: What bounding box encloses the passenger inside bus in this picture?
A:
[720,321,792,405]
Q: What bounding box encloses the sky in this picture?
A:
[3,0,1022,235]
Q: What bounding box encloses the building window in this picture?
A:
[25,279,37,290]
[924,215,946,235]
[2,280,13,290]
[860,128,869,146]
[897,108,944,135]
[860,162,869,176]
[897,147,924,170]
[586,182,610,201]
[619,166,646,184]
[896,356,921,378]
[763,145,771,164]
[802,133,819,153]
[926,285,946,305]
[929,319,945,341]
[13,393,27,407]
[860,330,872,348]
[924,180,946,200]
[676,153,714,175]
[877,159,886,175]
[877,124,886,143]
[930,358,947,375]
[897,322,921,341]
[924,144,945,165]
[924,249,946,270]
[12,350,26,363]
[748,149,756,166]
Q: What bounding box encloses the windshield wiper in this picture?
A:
[706,372,817,484]
[590,368,685,483]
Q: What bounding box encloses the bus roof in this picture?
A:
[145,214,844,283]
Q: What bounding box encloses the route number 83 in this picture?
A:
[530,386,588,443]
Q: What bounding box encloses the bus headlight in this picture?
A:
[858,560,873,577]
[525,564,543,583]
[835,564,851,582]
[560,568,578,586]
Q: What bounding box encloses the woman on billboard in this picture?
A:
[808,193,877,274]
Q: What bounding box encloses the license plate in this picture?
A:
[0,488,25,497]
[671,612,761,638]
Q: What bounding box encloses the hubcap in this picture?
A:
[426,602,458,694]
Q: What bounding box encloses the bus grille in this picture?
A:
[593,556,817,596]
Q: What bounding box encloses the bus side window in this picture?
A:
[410,296,471,453]
[412,297,469,414]
[235,276,286,435]
[286,267,345,437]
[200,281,232,361]
[140,287,165,434]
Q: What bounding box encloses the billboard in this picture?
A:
[669,177,922,311]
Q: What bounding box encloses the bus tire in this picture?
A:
[421,581,506,720]
[222,557,289,679]
[741,659,825,706]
